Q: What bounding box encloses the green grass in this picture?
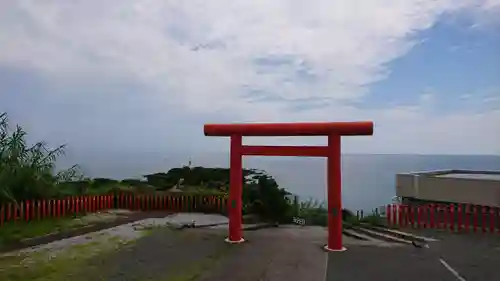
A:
[359,214,385,226]
[297,199,328,226]
[343,212,386,227]
[0,210,130,251]
[0,236,136,281]
[0,217,87,249]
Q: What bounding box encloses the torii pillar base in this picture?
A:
[324,245,347,252]
[225,238,245,244]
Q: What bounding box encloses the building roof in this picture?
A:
[399,169,500,182]
[435,173,500,181]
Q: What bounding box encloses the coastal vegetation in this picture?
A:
[0,112,379,227]
[0,112,292,223]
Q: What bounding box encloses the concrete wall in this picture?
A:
[395,174,415,198]
[396,171,500,207]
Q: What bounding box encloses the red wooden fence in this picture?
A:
[0,194,227,226]
[385,203,500,234]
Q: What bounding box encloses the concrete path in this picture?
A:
[326,245,458,281]
[403,228,500,281]
[198,226,329,281]
[326,228,500,281]
[199,225,409,281]
[167,212,229,226]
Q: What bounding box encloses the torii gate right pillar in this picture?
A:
[327,134,343,251]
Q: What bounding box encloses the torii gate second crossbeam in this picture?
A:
[204,121,374,251]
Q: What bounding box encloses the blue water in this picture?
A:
[59,151,500,212]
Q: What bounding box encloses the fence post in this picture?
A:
[392,204,397,226]
[31,200,36,221]
[86,196,90,214]
[449,205,455,232]
[422,205,428,229]
[464,204,469,233]
[489,207,495,233]
[46,200,50,218]
[403,205,408,227]
[481,206,487,233]
[7,203,11,222]
[397,205,403,227]
[457,205,462,232]
[55,200,59,218]
[41,200,45,218]
[17,202,22,222]
[497,207,500,234]
[386,205,392,227]
[13,203,17,222]
[58,199,62,218]
[430,204,435,229]
[444,204,449,229]
[37,200,41,220]
[60,199,64,218]
[25,201,30,222]
[417,206,422,228]
[473,205,478,233]
[411,205,416,228]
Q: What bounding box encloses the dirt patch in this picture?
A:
[0,234,139,281]
[0,211,173,254]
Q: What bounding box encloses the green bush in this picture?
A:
[120,179,145,186]
[360,213,385,226]
[296,199,326,226]
[92,178,118,187]
[0,112,83,204]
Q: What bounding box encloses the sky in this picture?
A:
[1,0,499,161]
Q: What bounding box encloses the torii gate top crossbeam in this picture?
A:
[204,121,373,137]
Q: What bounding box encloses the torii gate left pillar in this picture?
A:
[204,121,373,251]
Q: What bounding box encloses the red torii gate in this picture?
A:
[204,121,374,251]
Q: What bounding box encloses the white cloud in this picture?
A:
[0,0,499,155]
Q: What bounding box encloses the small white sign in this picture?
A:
[292,216,306,226]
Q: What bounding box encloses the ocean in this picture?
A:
[60,151,500,212]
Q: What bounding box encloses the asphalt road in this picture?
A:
[326,229,500,281]
[409,229,500,281]
[326,245,458,281]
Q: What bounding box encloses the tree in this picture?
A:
[242,173,293,222]
[0,112,82,204]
